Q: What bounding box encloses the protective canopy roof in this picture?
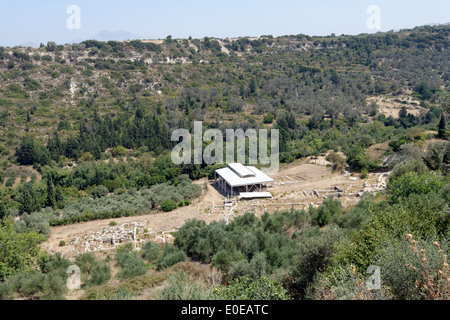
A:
[215,163,274,187]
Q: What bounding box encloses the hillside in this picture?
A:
[0,24,449,301]
[0,25,448,157]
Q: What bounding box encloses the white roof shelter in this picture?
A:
[214,163,274,198]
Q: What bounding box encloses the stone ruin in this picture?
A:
[363,172,390,193]
[68,221,180,255]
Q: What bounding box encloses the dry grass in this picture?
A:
[81,271,167,300]
[406,234,450,300]
[366,142,389,163]
[171,261,222,285]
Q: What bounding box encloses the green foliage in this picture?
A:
[40,172,201,227]
[75,252,97,275]
[346,147,376,171]
[333,192,449,273]
[174,211,308,279]
[310,197,343,227]
[387,171,445,204]
[82,272,167,300]
[263,113,274,124]
[214,276,291,300]
[38,252,72,278]
[8,270,67,299]
[157,244,186,270]
[437,114,447,139]
[15,210,53,236]
[141,241,186,270]
[17,182,41,214]
[160,199,177,212]
[88,262,112,287]
[0,217,45,280]
[414,82,438,101]
[116,249,147,279]
[334,193,374,229]
[375,238,448,300]
[91,185,109,199]
[0,281,12,300]
[287,227,345,299]
[4,84,29,99]
[228,252,267,280]
[23,78,41,91]
[390,160,428,181]
[0,201,6,220]
[111,145,127,157]
[360,168,369,179]
[16,135,40,165]
[306,263,389,300]
[141,241,162,263]
[326,151,346,173]
[156,272,213,300]
[108,288,132,300]
[1,25,450,301]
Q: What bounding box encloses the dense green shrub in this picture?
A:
[9,272,46,297]
[0,218,46,280]
[141,241,162,263]
[333,191,449,273]
[0,281,12,300]
[228,252,267,280]
[375,238,448,300]
[160,199,178,212]
[116,250,147,279]
[15,211,54,236]
[390,160,428,181]
[43,176,201,227]
[5,174,15,187]
[111,145,127,157]
[157,244,186,270]
[8,271,66,299]
[91,185,109,199]
[310,197,343,227]
[306,263,389,300]
[287,226,345,299]
[387,171,445,204]
[88,262,111,286]
[334,193,374,229]
[214,276,291,300]
[75,253,97,276]
[38,252,72,277]
[174,212,304,279]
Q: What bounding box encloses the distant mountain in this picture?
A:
[424,22,442,27]
[19,42,40,48]
[81,30,142,42]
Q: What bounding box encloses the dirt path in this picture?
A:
[43,160,366,256]
[43,180,224,255]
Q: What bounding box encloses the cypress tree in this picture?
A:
[437,114,446,139]
[18,183,40,214]
[0,200,6,219]
[16,136,39,165]
[46,176,56,209]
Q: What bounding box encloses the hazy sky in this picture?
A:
[1,0,449,47]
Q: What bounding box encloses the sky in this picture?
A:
[0,0,449,47]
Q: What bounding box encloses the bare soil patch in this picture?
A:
[368,96,423,118]
[366,142,389,162]
[44,159,370,257]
